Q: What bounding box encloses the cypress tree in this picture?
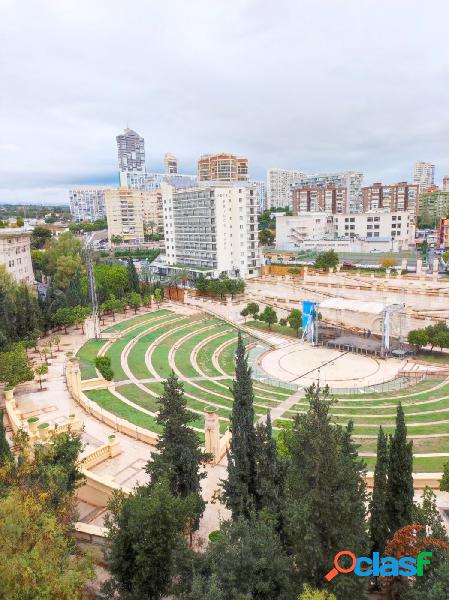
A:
[127,257,140,293]
[386,403,414,534]
[221,331,257,520]
[65,271,83,307]
[254,411,286,523]
[145,373,207,526]
[370,426,389,554]
[284,384,369,600]
[0,410,12,466]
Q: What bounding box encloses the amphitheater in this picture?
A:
[5,269,449,541]
[73,302,449,475]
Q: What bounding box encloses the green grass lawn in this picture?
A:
[126,317,192,379]
[173,323,230,378]
[76,339,107,379]
[245,320,301,339]
[149,318,217,378]
[335,377,445,399]
[105,315,180,380]
[102,309,171,332]
[117,383,160,413]
[415,352,449,365]
[196,331,237,377]
[363,455,448,473]
[85,388,163,433]
[217,341,237,375]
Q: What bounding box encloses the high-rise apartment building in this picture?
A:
[105,188,162,243]
[116,128,145,180]
[417,190,449,226]
[292,172,364,213]
[414,161,435,192]
[362,182,419,213]
[124,171,198,191]
[164,153,178,174]
[69,188,106,222]
[198,153,248,182]
[248,180,267,212]
[162,183,259,277]
[0,229,34,283]
[443,176,449,192]
[292,186,348,214]
[266,168,306,209]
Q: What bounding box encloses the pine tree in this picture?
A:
[0,410,12,466]
[386,403,414,534]
[127,257,140,293]
[254,412,286,523]
[284,384,369,600]
[369,426,389,554]
[145,374,207,526]
[221,331,257,520]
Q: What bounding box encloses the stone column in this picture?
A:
[204,408,220,464]
[433,257,439,279]
[68,359,81,401]
[416,258,422,275]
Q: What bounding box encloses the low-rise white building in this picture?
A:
[0,228,34,283]
[276,211,415,252]
[162,183,259,278]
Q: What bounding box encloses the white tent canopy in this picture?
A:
[319,298,385,315]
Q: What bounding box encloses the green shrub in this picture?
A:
[95,355,114,381]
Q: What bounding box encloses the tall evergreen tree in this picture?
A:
[145,374,207,526]
[105,482,192,600]
[127,257,140,293]
[0,410,12,466]
[221,331,257,520]
[284,384,369,600]
[386,403,414,535]
[65,271,84,307]
[254,411,286,523]
[370,426,389,554]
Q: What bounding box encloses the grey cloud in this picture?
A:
[1,0,449,203]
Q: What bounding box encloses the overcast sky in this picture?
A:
[1,0,449,204]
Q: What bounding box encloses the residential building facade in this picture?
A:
[125,171,198,191]
[443,176,449,192]
[164,153,178,174]
[292,186,348,214]
[69,188,106,222]
[276,211,414,252]
[333,212,415,246]
[104,188,162,243]
[417,190,449,226]
[116,128,145,184]
[248,180,267,212]
[266,168,306,209]
[198,153,249,182]
[362,182,419,213]
[0,229,34,283]
[162,183,259,277]
[414,161,435,192]
[292,171,364,213]
[276,213,334,247]
[438,217,449,249]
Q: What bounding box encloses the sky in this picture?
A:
[1,0,449,204]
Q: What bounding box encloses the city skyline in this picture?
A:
[2,0,449,204]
